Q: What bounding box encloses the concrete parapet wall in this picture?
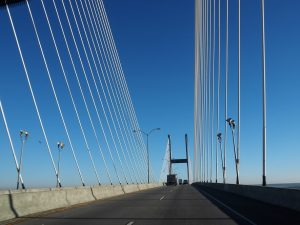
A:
[195,182,300,212]
[123,184,139,193]
[91,185,124,200]
[138,184,149,190]
[0,183,162,222]
[138,183,161,190]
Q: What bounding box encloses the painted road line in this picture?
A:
[200,189,257,225]
[160,195,165,200]
[126,221,134,225]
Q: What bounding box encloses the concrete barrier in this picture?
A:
[194,183,300,212]
[65,187,95,205]
[0,183,162,223]
[123,184,139,193]
[0,192,18,221]
[138,184,149,190]
[0,188,69,221]
[91,185,124,200]
[138,183,161,190]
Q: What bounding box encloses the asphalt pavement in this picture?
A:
[9,184,300,225]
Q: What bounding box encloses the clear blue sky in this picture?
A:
[0,0,300,189]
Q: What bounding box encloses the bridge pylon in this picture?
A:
[167,134,190,184]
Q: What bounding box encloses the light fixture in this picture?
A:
[226,118,236,129]
[57,141,65,149]
[217,133,222,143]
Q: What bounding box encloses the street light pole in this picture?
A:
[17,130,29,190]
[146,134,149,184]
[57,141,65,188]
[133,128,160,184]
[226,118,239,184]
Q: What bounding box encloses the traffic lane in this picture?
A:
[194,184,300,225]
[14,186,174,225]
[15,185,238,225]
[156,185,238,225]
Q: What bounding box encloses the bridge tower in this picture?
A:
[168,134,190,183]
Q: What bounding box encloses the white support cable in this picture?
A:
[86,0,145,185]
[200,0,204,182]
[211,0,215,184]
[218,0,222,183]
[6,4,62,187]
[237,0,241,184]
[205,0,208,182]
[51,0,122,185]
[206,0,209,183]
[86,0,145,184]
[80,0,139,186]
[207,0,211,183]
[261,0,267,186]
[107,16,156,183]
[202,0,205,182]
[59,0,130,185]
[62,1,132,184]
[205,0,208,183]
[97,0,150,168]
[199,0,202,182]
[97,0,155,182]
[159,139,171,182]
[203,0,208,182]
[207,0,210,182]
[75,0,139,184]
[204,0,206,182]
[0,100,25,188]
[213,0,217,183]
[198,0,202,182]
[61,0,133,185]
[208,0,213,183]
[27,0,88,187]
[89,3,146,184]
[224,0,229,184]
[76,0,140,184]
[41,0,113,185]
[207,0,210,183]
[40,0,106,186]
[194,0,199,182]
[87,0,146,184]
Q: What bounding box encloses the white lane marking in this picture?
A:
[160,195,165,200]
[200,189,257,225]
[126,221,134,225]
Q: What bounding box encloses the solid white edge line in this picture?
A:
[126,222,134,225]
[160,196,165,200]
[200,189,257,225]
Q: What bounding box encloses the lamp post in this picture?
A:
[217,132,225,183]
[133,128,160,184]
[226,118,240,184]
[17,130,29,190]
[56,141,65,188]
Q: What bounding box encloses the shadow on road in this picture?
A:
[192,184,300,225]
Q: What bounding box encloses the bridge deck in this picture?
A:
[10,185,300,225]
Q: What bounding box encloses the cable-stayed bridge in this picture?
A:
[0,0,300,224]
[0,0,156,188]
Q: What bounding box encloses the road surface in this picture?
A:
[9,184,300,225]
